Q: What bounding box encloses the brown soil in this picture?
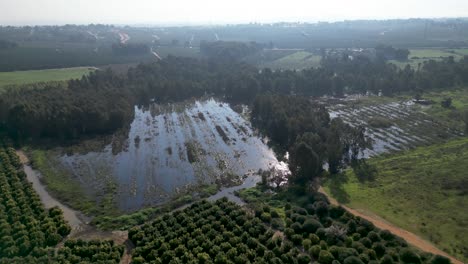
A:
[318,187,463,264]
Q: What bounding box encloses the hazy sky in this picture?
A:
[1,0,467,25]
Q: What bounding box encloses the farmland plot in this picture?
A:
[58,99,284,212]
[328,100,463,157]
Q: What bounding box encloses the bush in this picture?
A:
[430,255,451,264]
[302,218,323,233]
[260,213,271,223]
[302,239,312,251]
[271,218,284,231]
[270,210,280,218]
[309,245,321,258]
[360,237,372,248]
[329,246,358,263]
[291,234,303,245]
[380,254,394,264]
[343,256,365,264]
[291,222,302,233]
[367,231,380,243]
[297,254,311,264]
[314,201,329,218]
[399,248,421,264]
[319,250,335,264]
[309,234,320,245]
[372,242,386,258]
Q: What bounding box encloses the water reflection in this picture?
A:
[60,99,284,211]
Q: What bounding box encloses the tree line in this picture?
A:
[252,95,369,187]
[1,54,467,142]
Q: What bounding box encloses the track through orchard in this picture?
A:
[318,187,463,264]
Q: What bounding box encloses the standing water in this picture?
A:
[59,99,287,211]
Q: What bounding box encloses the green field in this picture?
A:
[324,138,468,262]
[390,48,468,69]
[0,67,94,89]
[260,51,322,70]
[414,88,468,132]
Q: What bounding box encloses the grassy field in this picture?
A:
[390,48,467,69]
[0,67,94,89]
[415,88,468,132]
[324,138,468,262]
[260,51,322,70]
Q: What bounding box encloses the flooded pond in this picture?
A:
[328,100,462,158]
[59,99,285,211]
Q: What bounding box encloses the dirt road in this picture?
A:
[318,187,463,264]
[16,150,87,231]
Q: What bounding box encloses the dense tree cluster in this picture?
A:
[129,197,450,264]
[0,240,124,264]
[112,43,150,56]
[130,198,302,264]
[0,144,70,261]
[252,95,368,182]
[282,200,451,264]
[2,55,467,142]
[0,40,17,49]
[321,55,468,96]
[375,45,410,61]
[0,69,134,141]
[54,239,124,263]
[200,41,265,61]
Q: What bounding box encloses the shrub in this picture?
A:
[260,213,271,223]
[380,254,394,264]
[359,237,372,248]
[329,246,358,263]
[379,230,395,241]
[284,228,295,238]
[303,218,323,233]
[399,248,421,264]
[291,234,303,245]
[329,206,346,219]
[319,250,335,264]
[315,201,329,218]
[297,253,311,264]
[291,222,302,233]
[271,218,284,231]
[270,210,280,218]
[367,231,380,243]
[309,234,320,245]
[372,242,386,257]
[343,256,365,264]
[302,239,312,251]
[430,255,451,264]
[309,245,321,258]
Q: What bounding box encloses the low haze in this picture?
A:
[1,0,468,25]
[1,1,467,263]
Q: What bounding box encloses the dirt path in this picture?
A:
[17,150,133,263]
[151,47,162,60]
[318,187,463,264]
[16,150,88,232]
